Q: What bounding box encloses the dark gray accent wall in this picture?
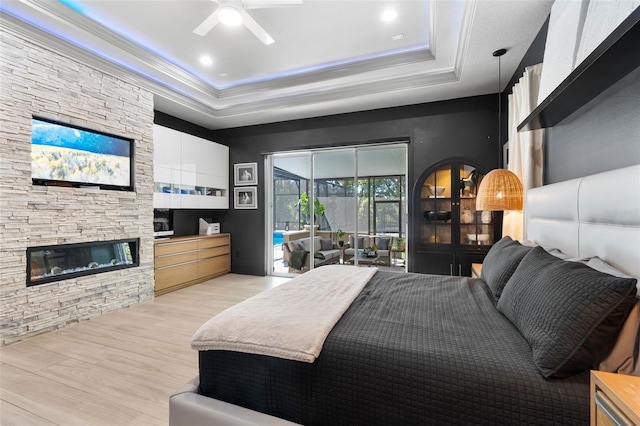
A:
[544,66,640,183]
[210,95,500,276]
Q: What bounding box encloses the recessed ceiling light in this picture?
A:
[199,55,213,66]
[381,9,397,22]
[391,34,404,41]
[219,6,243,26]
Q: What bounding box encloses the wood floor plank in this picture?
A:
[0,337,69,373]
[0,274,288,425]
[37,358,172,421]
[0,400,56,426]
[1,364,149,425]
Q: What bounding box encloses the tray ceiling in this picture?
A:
[1,0,553,129]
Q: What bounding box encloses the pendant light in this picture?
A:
[476,49,523,211]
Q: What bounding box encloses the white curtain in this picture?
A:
[502,63,545,241]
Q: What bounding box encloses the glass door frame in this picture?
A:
[266,143,408,277]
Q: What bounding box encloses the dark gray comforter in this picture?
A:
[198,270,590,425]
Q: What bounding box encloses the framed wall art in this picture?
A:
[234,187,257,209]
[234,162,257,186]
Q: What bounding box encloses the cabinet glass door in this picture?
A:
[420,165,452,245]
[458,164,493,247]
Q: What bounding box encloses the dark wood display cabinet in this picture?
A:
[412,158,502,276]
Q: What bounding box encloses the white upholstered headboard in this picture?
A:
[526,164,640,280]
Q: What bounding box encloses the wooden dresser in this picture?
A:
[591,371,640,426]
[154,234,230,296]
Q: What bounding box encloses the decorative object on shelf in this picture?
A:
[476,49,524,211]
[481,211,492,224]
[460,169,479,197]
[234,162,258,186]
[424,210,452,222]
[467,234,490,245]
[426,185,445,197]
[461,208,474,224]
[199,218,220,235]
[234,187,257,209]
[428,234,441,244]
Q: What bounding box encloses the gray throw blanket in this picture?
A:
[289,250,309,270]
[290,250,326,270]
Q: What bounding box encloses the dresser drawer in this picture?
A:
[198,235,230,249]
[198,255,230,278]
[155,261,198,291]
[596,391,632,426]
[155,239,198,256]
[198,246,229,259]
[155,250,198,268]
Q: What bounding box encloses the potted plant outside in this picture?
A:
[336,229,345,247]
[392,237,405,251]
[297,193,326,228]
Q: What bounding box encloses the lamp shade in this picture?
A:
[476,169,523,211]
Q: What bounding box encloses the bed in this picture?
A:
[170,165,640,425]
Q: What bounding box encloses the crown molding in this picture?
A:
[1,0,473,127]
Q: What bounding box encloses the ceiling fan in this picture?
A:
[193,0,303,45]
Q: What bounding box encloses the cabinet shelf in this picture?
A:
[518,8,640,132]
[154,182,227,197]
[414,159,501,276]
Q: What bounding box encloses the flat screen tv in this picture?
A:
[31,117,134,191]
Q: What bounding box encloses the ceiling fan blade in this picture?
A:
[193,9,221,36]
[239,9,274,45]
[243,0,302,9]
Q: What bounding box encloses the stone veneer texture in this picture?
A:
[0,27,155,344]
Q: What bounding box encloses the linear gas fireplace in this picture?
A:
[27,239,139,286]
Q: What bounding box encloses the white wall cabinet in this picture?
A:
[153,124,229,209]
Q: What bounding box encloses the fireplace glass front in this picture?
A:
[27,238,139,286]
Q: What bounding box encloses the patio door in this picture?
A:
[267,144,407,276]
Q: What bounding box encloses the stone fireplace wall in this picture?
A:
[0,27,155,344]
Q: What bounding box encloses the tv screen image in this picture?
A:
[31,117,133,190]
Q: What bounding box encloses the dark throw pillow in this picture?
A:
[497,246,638,378]
[376,236,390,251]
[320,238,333,251]
[480,236,532,302]
[349,235,365,248]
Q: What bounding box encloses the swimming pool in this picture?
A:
[273,231,284,246]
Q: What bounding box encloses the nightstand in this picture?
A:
[471,263,482,278]
[590,370,640,426]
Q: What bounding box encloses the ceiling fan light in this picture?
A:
[381,9,397,22]
[219,6,243,26]
[199,55,213,66]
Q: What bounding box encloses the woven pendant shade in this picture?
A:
[476,169,523,211]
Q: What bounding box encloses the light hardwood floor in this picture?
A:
[0,273,290,426]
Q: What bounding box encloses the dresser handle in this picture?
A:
[595,391,631,426]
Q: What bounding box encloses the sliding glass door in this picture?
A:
[268,143,407,276]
